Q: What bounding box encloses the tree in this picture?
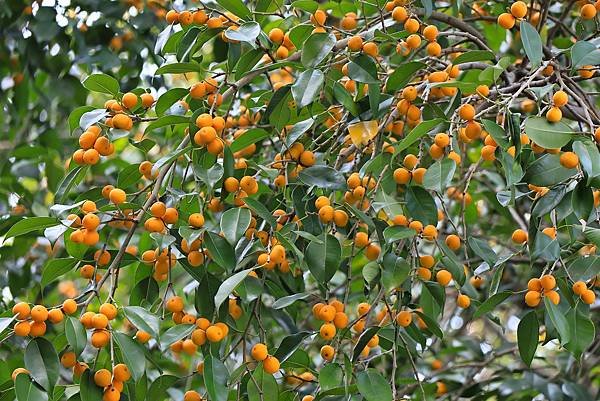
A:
[1,0,600,400]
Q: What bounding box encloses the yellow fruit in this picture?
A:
[319,323,336,340]
[581,3,597,19]
[540,274,556,291]
[445,234,461,250]
[581,289,596,304]
[113,364,131,382]
[396,310,412,327]
[263,355,280,374]
[512,229,528,244]
[251,343,269,361]
[498,12,516,29]
[457,294,471,308]
[559,152,579,169]
[436,270,452,286]
[320,345,335,361]
[525,290,541,307]
[553,90,568,107]
[510,1,528,18]
[94,369,112,387]
[546,106,562,122]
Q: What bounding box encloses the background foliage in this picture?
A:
[1,0,600,400]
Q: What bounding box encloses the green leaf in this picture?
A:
[243,198,277,228]
[564,307,595,359]
[517,311,539,367]
[224,22,261,46]
[405,186,437,225]
[118,164,143,189]
[481,119,509,149]
[0,317,15,336]
[524,153,577,187]
[235,49,263,80]
[544,297,570,343]
[319,363,343,391]
[473,291,512,319]
[123,306,160,339]
[178,27,203,61]
[68,106,95,132]
[362,261,380,284]
[159,324,195,351]
[285,118,314,146]
[156,88,188,116]
[272,292,311,309]
[154,146,191,171]
[291,0,319,13]
[145,115,190,135]
[24,338,59,392]
[155,62,203,74]
[214,268,255,309]
[146,375,178,401]
[79,369,102,401]
[215,0,251,19]
[452,50,495,64]
[573,140,600,183]
[56,166,88,203]
[298,166,346,190]
[532,232,560,262]
[352,327,380,362]
[230,128,270,153]
[386,62,426,92]
[423,158,456,192]
[15,373,48,401]
[247,368,279,401]
[4,217,59,239]
[273,331,313,362]
[347,54,379,84]
[41,258,78,287]
[65,317,87,356]
[301,33,336,68]
[204,231,236,270]
[467,237,497,266]
[220,208,251,245]
[305,234,341,283]
[569,255,600,282]
[291,69,324,108]
[332,81,359,116]
[381,254,410,290]
[413,310,444,338]
[80,109,110,130]
[113,332,146,381]
[393,118,444,154]
[356,369,393,401]
[570,40,600,69]
[383,226,415,243]
[82,73,119,95]
[520,21,543,67]
[524,116,574,149]
[204,355,229,401]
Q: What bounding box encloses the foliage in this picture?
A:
[1,0,600,400]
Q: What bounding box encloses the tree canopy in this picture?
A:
[1,0,600,400]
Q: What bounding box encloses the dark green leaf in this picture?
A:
[82,73,119,95]
[517,311,539,366]
[204,355,229,401]
[356,369,393,401]
[65,317,87,356]
[24,338,59,392]
[473,291,512,318]
[301,33,336,67]
[520,21,542,67]
[5,217,59,239]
